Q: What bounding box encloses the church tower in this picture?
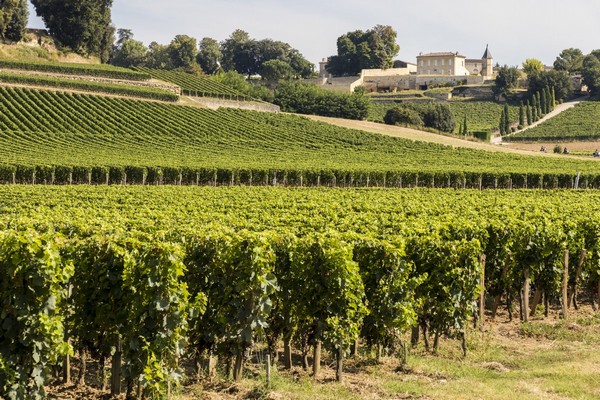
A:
[482,44,493,78]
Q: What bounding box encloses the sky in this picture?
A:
[27,0,600,68]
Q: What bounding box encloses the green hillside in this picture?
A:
[507,101,600,141]
[0,86,599,187]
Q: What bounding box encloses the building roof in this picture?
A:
[417,51,466,58]
[482,44,492,59]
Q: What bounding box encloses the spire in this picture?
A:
[482,44,492,59]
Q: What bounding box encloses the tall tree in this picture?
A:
[197,37,222,75]
[168,34,197,69]
[326,25,399,76]
[503,103,510,134]
[581,52,600,95]
[493,65,519,98]
[220,29,252,72]
[526,100,532,126]
[0,0,28,42]
[519,101,525,128]
[31,0,115,62]
[553,48,584,74]
[109,30,147,68]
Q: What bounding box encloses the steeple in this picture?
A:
[482,44,492,59]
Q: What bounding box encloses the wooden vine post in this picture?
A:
[479,254,486,332]
[523,266,530,322]
[562,249,569,320]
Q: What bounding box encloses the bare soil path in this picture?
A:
[304,114,595,160]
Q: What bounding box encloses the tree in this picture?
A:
[31,0,115,62]
[522,58,544,77]
[526,100,532,126]
[326,25,399,76]
[554,48,584,74]
[528,69,572,103]
[260,59,294,81]
[499,108,506,135]
[168,34,197,69]
[519,101,525,128]
[383,107,423,127]
[581,52,600,95]
[531,95,538,122]
[540,89,547,116]
[197,37,222,75]
[462,114,468,135]
[146,42,172,69]
[494,65,519,98]
[422,103,455,133]
[110,29,147,68]
[0,0,28,42]
[503,103,510,134]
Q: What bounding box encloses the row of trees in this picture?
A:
[111,29,314,79]
[499,86,556,135]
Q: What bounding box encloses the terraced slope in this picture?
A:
[0,86,598,186]
[134,67,250,100]
[507,101,600,141]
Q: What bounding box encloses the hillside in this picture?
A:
[0,86,599,188]
[507,100,600,142]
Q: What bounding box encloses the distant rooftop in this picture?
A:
[418,51,466,58]
[482,44,492,59]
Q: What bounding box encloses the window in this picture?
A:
[434,60,438,67]
[448,69,452,75]
[427,60,431,66]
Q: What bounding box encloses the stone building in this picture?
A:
[416,52,469,76]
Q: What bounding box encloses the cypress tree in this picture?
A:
[519,101,525,128]
[532,97,538,122]
[540,89,547,116]
[536,92,542,117]
[526,100,532,126]
[551,87,556,109]
[503,103,510,134]
[463,114,468,135]
[546,86,552,112]
[499,109,505,135]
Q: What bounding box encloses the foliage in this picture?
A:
[528,70,572,103]
[274,82,370,120]
[326,25,400,76]
[168,35,197,70]
[110,29,147,68]
[260,59,295,81]
[494,65,519,97]
[383,107,423,127]
[522,58,544,77]
[422,103,455,133]
[197,37,222,75]
[581,52,600,95]
[554,48,584,74]
[220,29,313,78]
[0,0,28,42]
[30,0,115,62]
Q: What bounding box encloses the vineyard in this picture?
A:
[0,58,151,81]
[0,70,179,101]
[507,101,600,141]
[134,67,251,100]
[369,100,519,134]
[0,87,598,187]
[1,186,599,399]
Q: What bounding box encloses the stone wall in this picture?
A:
[451,85,495,100]
[189,97,280,113]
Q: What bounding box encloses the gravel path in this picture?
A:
[491,96,587,144]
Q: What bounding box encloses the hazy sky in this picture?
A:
[27,0,600,67]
